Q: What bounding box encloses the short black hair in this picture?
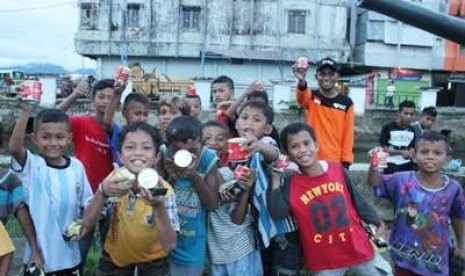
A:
[118,122,162,152]
[398,100,416,111]
[33,108,70,132]
[212,75,234,91]
[123,92,150,111]
[280,122,316,153]
[92,79,115,98]
[158,95,191,116]
[186,94,201,104]
[416,130,452,154]
[166,116,202,144]
[238,101,274,124]
[421,106,437,117]
[247,90,269,104]
[201,121,229,140]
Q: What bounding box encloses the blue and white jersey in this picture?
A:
[11,150,93,273]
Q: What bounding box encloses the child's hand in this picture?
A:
[72,79,89,97]
[114,82,127,95]
[28,250,44,270]
[217,101,233,110]
[245,80,265,96]
[100,166,132,197]
[174,153,200,180]
[17,98,34,112]
[240,135,262,156]
[235,166,255,189]
[373,221,386,239]
[219,189,238,202]
[140,187,165,207]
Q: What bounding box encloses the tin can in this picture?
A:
[371,150,388,169]
[228,137,249,161]
[20,80,42,104]
[174,149,193,168]
[114,66,130,85]
[297,57,309,69]
[274,154,289,170]
[234,165,250,181]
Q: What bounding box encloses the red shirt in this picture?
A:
[289,162,373,271]
[70,116,113,192]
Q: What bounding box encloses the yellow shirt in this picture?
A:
[0,221,14,255]
[105,181,174,267]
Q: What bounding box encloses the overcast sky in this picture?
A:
[0,0,95,70]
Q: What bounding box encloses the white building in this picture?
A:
[74,0,351,84]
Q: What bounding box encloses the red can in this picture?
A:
[234,165,250,181]
[21,80,42,104]
[297,57,309,69]
[114,66,130,85]
[228,138,249,161]
[275,154,289,170]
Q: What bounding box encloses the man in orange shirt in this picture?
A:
[293,57,354,168]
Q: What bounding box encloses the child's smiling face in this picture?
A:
[235,106,271,139]
[285,130,319,169]
[202,126,228,157]
[120,130,157,174]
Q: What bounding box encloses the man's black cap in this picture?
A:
[316,57,339,72]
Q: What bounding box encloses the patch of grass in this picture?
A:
[5,217,23,238]
[84,234,101,276]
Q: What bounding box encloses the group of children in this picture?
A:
[0,63,464,276]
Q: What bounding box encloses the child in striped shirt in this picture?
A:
[202,121,263,275]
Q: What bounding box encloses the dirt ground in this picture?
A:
[9,238,25,276]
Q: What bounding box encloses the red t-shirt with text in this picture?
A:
[70,116,113,192]
[289,161,373,271]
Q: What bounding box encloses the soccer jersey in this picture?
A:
[105,180,179,267]
[296,87,354,164]
[375,171,465,275]
[70,115,114,192]
[11,150,93,273]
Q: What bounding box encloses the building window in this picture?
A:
[127,4,141,28]
[181,6,201,30]
[80,3,97,30]
[287,10,306,34]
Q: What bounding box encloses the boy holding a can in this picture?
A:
[9,103,93,274]
[201,120,263,275]
[158,116,223,276]
[268,122,383,275]
[368,130,465,275]
[233,101,302,275]
[82,122,179,275]
[103,90,151,166]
